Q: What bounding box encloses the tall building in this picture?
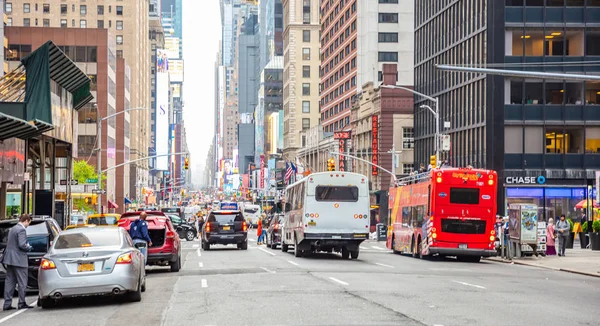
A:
[259,0,284,70]
[6,0,151,202]
[282,0,321,157]
[415,0,600,217]
[255,56,283,164]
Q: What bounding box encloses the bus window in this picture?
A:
[315,186,359,202]
[401,207,410,227]
[449,188,480,205]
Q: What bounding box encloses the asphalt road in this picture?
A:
[1,234,599,326]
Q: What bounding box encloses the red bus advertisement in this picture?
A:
[386,167,498,262]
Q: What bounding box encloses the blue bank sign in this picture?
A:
[505,176,546,185]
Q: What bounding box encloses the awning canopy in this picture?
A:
[124,197,133,205]
[108,200,119,209]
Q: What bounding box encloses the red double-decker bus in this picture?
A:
[386,167,498,262]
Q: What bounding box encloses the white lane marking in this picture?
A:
[201,279,208,288]
[260,267,276,274]
[0,300,37,324]
[192,244,199,248]
[196,249,202,257]
[374,262,394,268]
[328,277,349,286]
[258,247,276,256]
[371,246,386,250]
[452,280,486,290]
[287,260,300,266]
[198,262,204,268]
[248,238,256,242]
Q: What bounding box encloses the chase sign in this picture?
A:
[505,176,546,185]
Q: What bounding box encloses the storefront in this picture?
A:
[504,176,594,223]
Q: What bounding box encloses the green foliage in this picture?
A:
[582,221,589,233]
[567,218,574,231]
[73,198,94,212]
[593,220,600,233]
[72,159,107,186]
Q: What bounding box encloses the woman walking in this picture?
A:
[556,214,570,257]
[546,218,556,256]
[257,217,264,245]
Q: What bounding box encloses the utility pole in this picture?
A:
[387,142,403,178]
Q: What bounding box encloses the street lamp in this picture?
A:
[96,107,150,213]
[380,85,440,166]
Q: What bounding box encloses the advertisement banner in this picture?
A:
[520,206,538,243]
[172,83,181,98]
[164,37,181,59]
[260,155,265,189]
[169,59,184,82]
[371,115,379,176]
[155,49,170,170]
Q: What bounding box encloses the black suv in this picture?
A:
[166,214,198,241]
[201,210,248,250]
[0,217,61,292]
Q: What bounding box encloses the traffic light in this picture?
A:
[184,157,189,170]
[327,158,336,171]
[430,155,437,168]
[84,197,92,205]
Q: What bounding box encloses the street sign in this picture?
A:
[60,180,78,185]
[92,189,107,194]
[86,178,98,183]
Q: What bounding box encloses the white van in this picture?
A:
[281,172,370,259]
[242,204,262,227]
[212,200,220,210]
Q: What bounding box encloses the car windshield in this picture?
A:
[87,216,119,226]
[54,231,121,249]
[208,213,244,224]
[169,215,182,224]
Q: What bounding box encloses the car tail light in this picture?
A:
[205,223,211,233]
[117,252,133,264]
[40,259,56,270]
[274,224,279,230]
[166,230,175,239]
[242,221,248,232]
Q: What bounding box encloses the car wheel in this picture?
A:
[39,297,56,309]
[185,230,195,241]
[281,242,289,253]
[202,241,210,251]
[170,254,181,272]
[141,275,146,292]
[240,241,248,250]
[127,278,142,302]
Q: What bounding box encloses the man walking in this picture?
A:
[129,212,152,264]
[2,214,33,310]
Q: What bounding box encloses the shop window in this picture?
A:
[524,82,543,104]
[525,127,544,153]
[505,127,523,153]
[585,127,600,153]
[545,82,564,104]
[585,82,600,104]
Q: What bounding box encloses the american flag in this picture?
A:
[285,162,293,184]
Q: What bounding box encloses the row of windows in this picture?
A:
[321,39,356,76]
[505,126,600,154]
[5,3,124,15]
[506,0,600,6]
[507,28,600,56]
[321,75,357,107]
[508,80,600,105]
[321,98,352,120]
[6,17,124,31]
[323,116,351,133]
[7,44,98,62]
[321,21,357,70]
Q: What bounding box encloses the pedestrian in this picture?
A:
[129,212,152,264]
[556,214,570,257]
[257,217,264,245]
[2,214,34,310]
[546,218,557,256]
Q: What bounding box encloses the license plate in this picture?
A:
[77,263,95,272]
[307,221,316,226]
[459,244,468,249]
[223,226,230,231]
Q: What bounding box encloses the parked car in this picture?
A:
[266,214,284,250]
[0,217,61,292]
[86,213,121,226]
[65,224,97,230]
[118,212,181,272]
[166,214,197,241]
[37,227,146,308]
[201,210,248,250]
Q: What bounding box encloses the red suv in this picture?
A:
[118,211,181,272]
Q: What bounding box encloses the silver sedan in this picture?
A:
[37,227,146,308]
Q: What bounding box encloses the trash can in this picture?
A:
[376,223,387,242]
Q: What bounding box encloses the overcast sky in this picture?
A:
[182,0,221,174]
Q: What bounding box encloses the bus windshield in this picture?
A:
[315,186,359,202]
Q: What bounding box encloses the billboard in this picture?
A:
[164,37,180,59]
[172,83,181,98]
[155,49,170,170]
[169,59,184,82]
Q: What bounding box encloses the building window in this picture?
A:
[43,4,50,13]
[116,20,123,30]
[302,48,310,60]
[378,13,398,23]
[5,3,12,13]
[80,5,86,15]
[302,83,310,95]
[378,51,398,62]
[43,19,49,27]
[60,4,67,14]
[97,5,104,15]
[23,3,30,13]
[402,164,414,175]
[116,35,123,44]
[116,50,123,58]
[303,30,311,42]
[7,18,12,26]
[378,32,398,43]
[379,0,399,3]
[302,65,310,78]
[72,19,75,27]
[302,118,310,130]
[60,19,67,28]
[23,18,30,26]
[402,128,414,149]
[97,20,104,28]
[116,6,123,15]
[80,20,87,28]
[302,101,310,113]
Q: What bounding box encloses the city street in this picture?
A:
[2,234,599,326]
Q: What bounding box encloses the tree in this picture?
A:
[72,160,106,213]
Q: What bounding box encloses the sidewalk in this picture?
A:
[487,247,600,278]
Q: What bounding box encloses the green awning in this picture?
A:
[0,112,38,140]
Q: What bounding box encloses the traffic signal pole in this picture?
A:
[329,151,398,185]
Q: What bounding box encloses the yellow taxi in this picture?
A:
[86,213,121,226]
[65,224,97,230]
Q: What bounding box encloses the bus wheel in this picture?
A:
[392,236,399,255]
[281,242,289,253]
[294,237,303,258]
[341,247,350,259]
[411,238,417,258]
[417,238,423,259]
[350,249,359,260]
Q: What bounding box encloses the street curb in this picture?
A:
[485,257,600,278]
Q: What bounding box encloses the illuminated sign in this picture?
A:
[505,176,544,184]
[169,59,184,82]
[451,173,481,181]
[339,139,346,171]
[260,155,265,189]
[372,115,378,176]
[155,49,169,170]
[334,131,351,140]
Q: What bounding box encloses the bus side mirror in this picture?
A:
[284,203,292,212]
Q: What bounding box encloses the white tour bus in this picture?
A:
[281,172,370,259]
